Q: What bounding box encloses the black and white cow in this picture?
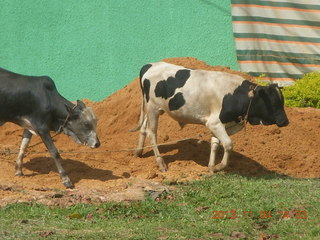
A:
[131,62,289,173]
[0,68,100,188]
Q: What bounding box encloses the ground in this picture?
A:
[0,57,319,206]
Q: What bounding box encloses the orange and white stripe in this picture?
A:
[231,0,320,85]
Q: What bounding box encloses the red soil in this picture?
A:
[0,57,319,206]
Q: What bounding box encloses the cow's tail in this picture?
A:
[129,95,145,132]
[130,74,146,132]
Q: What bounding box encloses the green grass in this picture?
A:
[0,174,319,240]
[282,71,320,108]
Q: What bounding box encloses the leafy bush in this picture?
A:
[282,72,320,108]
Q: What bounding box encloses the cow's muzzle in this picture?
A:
[275,112,289,127]
[89,138,100,148]
[276,118,289,127]
[87,131,101,148]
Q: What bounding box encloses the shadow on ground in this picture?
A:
[141,138,288,179]
[24,157,128,184]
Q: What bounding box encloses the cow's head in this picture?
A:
[248,84,289,127]
[63,100,100,148]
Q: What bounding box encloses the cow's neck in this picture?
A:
[219,80,257,123]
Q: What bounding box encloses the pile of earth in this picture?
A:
[0,57,319,206]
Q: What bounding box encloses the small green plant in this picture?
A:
[282,72,320,108]
[255,74,269,86]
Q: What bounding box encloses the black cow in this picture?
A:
[131,62,289,173]
[0,68,100,188]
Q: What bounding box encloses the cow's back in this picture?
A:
[0,68,58,120]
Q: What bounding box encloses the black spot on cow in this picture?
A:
[143,79,151,103]
[219,80,255,123]
[154,80,167,98]
[155,69,191,99]
[140,64,152,80]
[139,64,152,97]
[169,92,185,111]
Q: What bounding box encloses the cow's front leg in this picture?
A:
[15,130,32,176]
[147,109,167,172]
[207,120,233,172]
[38,128,73,188]
[208,136,220,174]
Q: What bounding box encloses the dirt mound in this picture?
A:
[0,57,319,206]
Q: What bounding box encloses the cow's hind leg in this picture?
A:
[38,128,73,188]
[135,117,147,157]
[15,130,32,176]
[147,108,167,172]
[207,119,233,172]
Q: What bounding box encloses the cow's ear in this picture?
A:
[269,83,283,90]
[269,83,279,88]
[76,100,86,110]
[65,104,73,115]
[65,104,79,118]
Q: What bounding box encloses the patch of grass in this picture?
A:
[0,174,319,239]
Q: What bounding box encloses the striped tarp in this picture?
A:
[231,0,320,86]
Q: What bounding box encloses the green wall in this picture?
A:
[0,0,237,101]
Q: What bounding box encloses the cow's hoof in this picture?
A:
[15,171,24,176]
[158,162,168,172]
[157,157,167,172]
[159,166,168,172]
[63,181,74,189]
[213,163,226,172]
[135,150,143,158]
[62,176,74,188]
